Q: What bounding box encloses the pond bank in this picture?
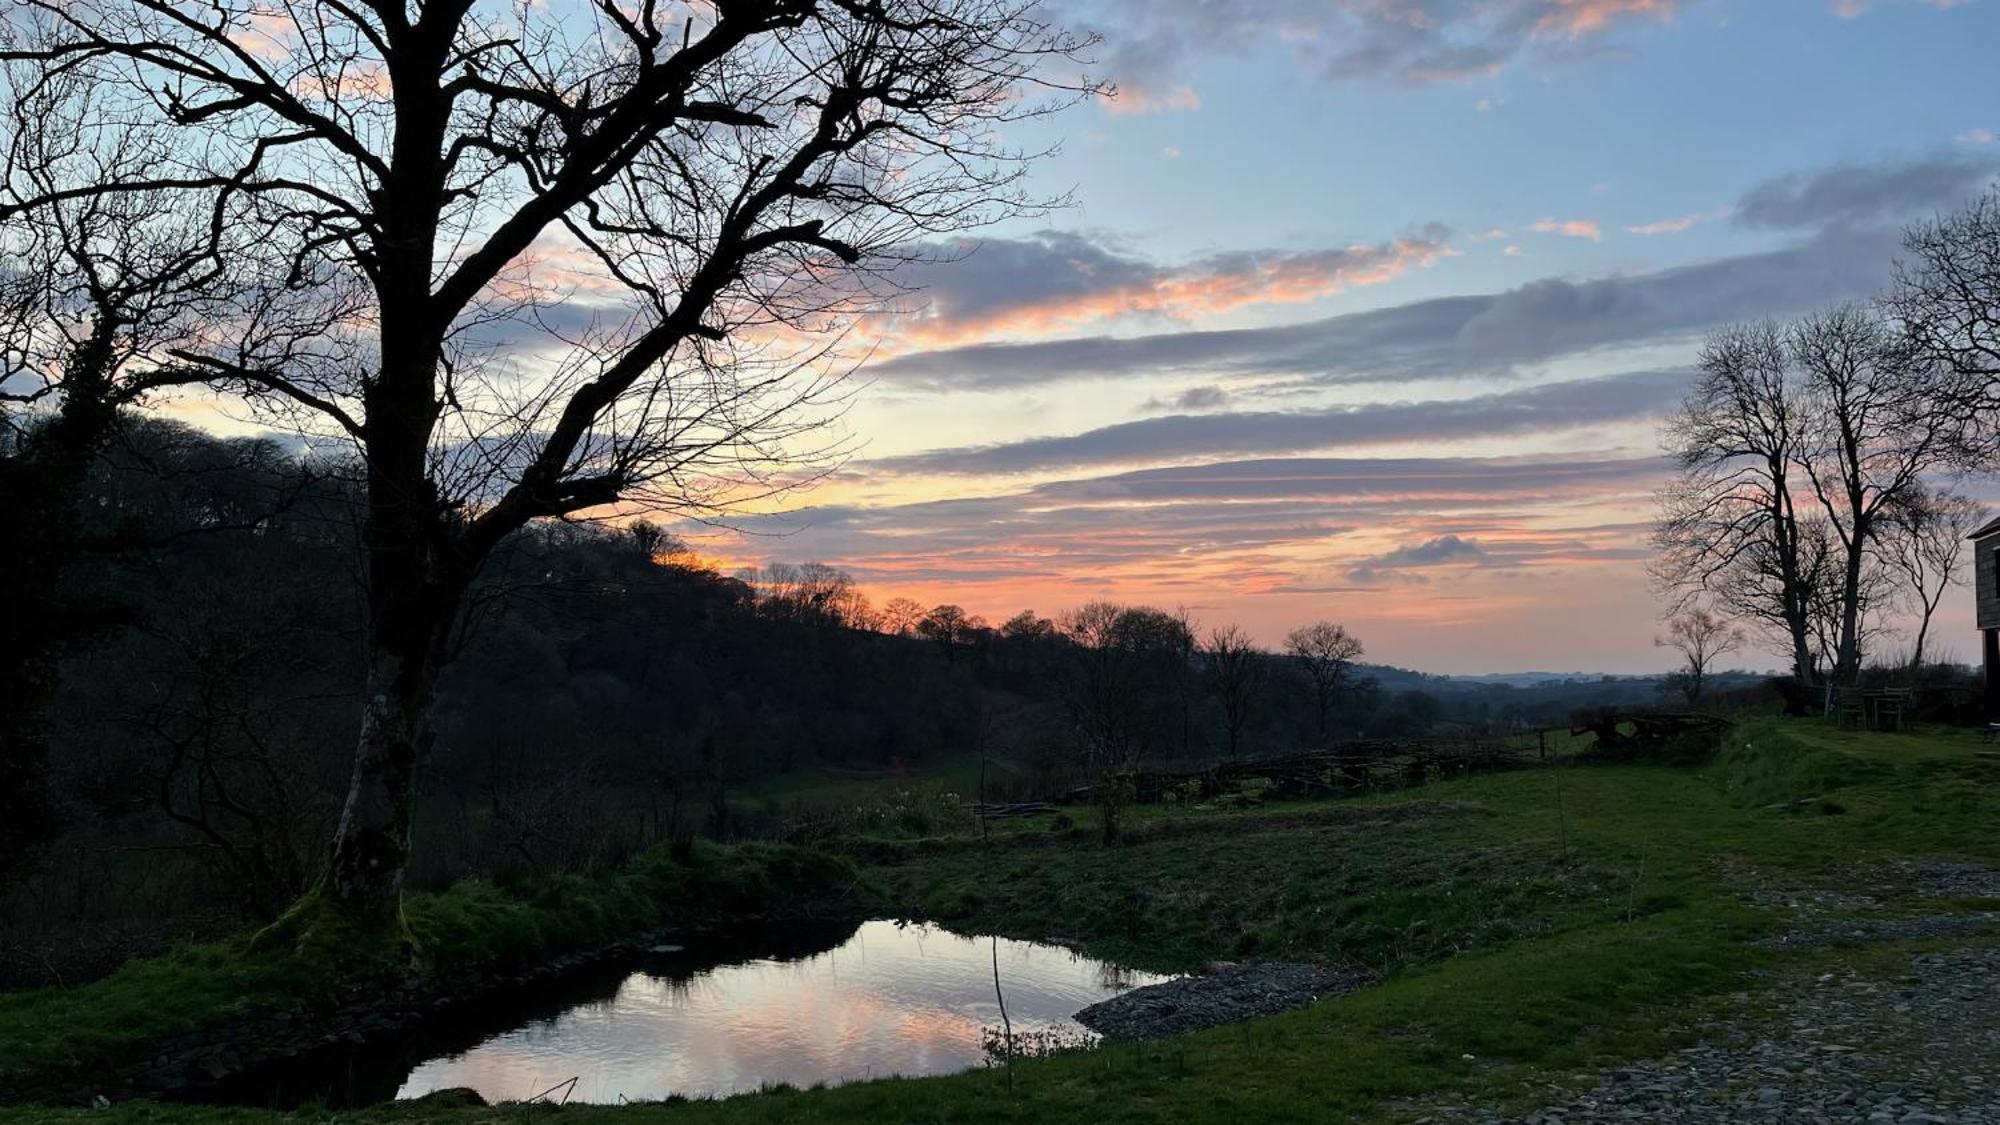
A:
[0,842,873,1108]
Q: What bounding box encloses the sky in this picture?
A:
[677,0,2000,675]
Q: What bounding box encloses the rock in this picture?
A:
[406,1086,489,1107]
[1074,961,1372,1041]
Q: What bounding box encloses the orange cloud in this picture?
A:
[1100,83,1202,116]
[1529,217,1603,241]
[1535,0,1682,38]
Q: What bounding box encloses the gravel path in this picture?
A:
[1413,861,2000,1125]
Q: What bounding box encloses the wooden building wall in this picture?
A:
[1977,531,2000,633]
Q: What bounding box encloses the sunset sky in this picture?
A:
[677,0,2000,675]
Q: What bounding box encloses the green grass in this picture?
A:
[8,717,2000,1124]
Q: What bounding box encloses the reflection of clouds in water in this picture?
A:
[398,922,1170,1105]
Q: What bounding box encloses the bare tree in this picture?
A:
[1201,625,1264,761]
[878,596,926,637]
[918,603,974,665]
[758,561,871,628]
[1791,305,1967,684]
[2,0,1091,936]
[1167,606,1198,759]
[1058,601,1135,842]
[1652,322,1819,690]
[1654,606,1744,705]
[1284,621,1363,744]
[1883,488,1987,671]
[1888,186,2000,451]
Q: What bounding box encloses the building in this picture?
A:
[1974,515,2000,723]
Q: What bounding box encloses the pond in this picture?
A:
[215,920,1171,1108]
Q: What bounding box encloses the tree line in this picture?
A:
[2,413,1548,983]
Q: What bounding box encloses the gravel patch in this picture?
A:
[1759,913,2000,949]
[1744,887,1881,914]
[1414,946,2000,1124]
[1872,860,2000,900]
[1075,961,1372,1041]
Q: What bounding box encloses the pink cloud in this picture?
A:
[1100,83,1202,116]
[1831,0,1971,16]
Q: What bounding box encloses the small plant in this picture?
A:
[981,1024,1096,1064]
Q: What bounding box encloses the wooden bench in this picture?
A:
[1867,688,1911,733]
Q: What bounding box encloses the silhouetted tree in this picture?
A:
[1285,621,1363,744]
[1790,306,1968,683]
[1653,322,1820,691]
[1202,625,1264,760]
[1,0,1092,936]
[879,597,927,637]
[1655,606,1744,705]
[919,604,974,665]
[1889,186,2000,451]
[1883,488,1986,671]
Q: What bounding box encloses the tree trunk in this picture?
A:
[322,641,436,933]
[1832,525,1870,686]
[310,310,456,936]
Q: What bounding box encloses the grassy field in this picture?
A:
[7,717,2000,1124]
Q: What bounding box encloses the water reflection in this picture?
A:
[398,921,1169,1105]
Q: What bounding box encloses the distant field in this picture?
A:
[728,750,1032,809]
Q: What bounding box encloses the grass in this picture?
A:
[730,751,1030,810]
[7,716,2000,1124]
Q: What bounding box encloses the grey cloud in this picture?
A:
[1735,154,1999,231]
[867,368,1689,476]
[1372,534,1488,567]
[872,224,1901,392]
[1028,454,1669,504]
[697,454,1665,585]
[1141,384,1230,412]
[1345,532,1487,583]
[890,230,1158,322]
[1074,1,1684,96]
